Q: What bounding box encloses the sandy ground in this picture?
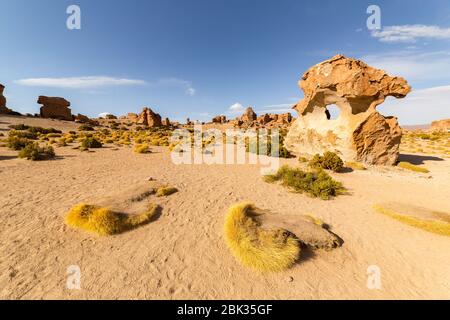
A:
[0,115,449,300]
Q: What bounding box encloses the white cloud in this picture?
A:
[15,76,146,89]
[371,24,450,43]
[361,51,450,83]
[156,78,196,96]
[98,112,113,118]
[256,103,294,114]
[228,102,245,113]
[379,85,450,125]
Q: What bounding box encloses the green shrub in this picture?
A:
[81,137,103,149]
[18,143,55,161]
[264,165,344,200]
[309,152,344,172]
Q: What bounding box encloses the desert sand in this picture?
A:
[0,115,450,300]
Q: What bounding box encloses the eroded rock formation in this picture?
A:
[38,96,73,121]
[285,55,411,165]
[137,107,162,127]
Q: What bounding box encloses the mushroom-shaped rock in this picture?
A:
[285,55,411,165]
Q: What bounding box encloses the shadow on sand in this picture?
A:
[398,154,444,165]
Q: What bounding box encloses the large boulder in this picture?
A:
[285,55,411,165]
[38,96,73,121]
[431,119,450,131]
[137,107,162,127]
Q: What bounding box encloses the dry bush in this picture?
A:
[18,142,55,161]
[224,203,300,272]
[309,151,344,172]
[81,137,103,149]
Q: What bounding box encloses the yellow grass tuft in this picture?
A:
[156,187,178,197]
[397,161,429,173]
[134,144,151,154]
[65,203,158,236]
[224,203,300,272]
[373,205,450,237]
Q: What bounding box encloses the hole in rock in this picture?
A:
[325,105,341,120]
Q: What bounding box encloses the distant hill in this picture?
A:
[401,124,431,131]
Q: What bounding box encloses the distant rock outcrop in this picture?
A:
[431,119,450,131]
[162,117,171,126]
[241,107,257,123]
[75,114,99,126]
[38,96,73,121]
[212,115,227,124]
[137,107,162,127]
[127,113,138,122]
[284,55,411,165]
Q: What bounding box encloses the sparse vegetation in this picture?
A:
[264,165,344,200]
[81,137,103,149]
[65,203,159,236]
[309,151,344,172]
[397,161,429,173]
[6,135,31,150]
[224,202,300,272]
[78,124,95,131]
[18,142,55,161]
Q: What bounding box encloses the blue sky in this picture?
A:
[1,0,450,124]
